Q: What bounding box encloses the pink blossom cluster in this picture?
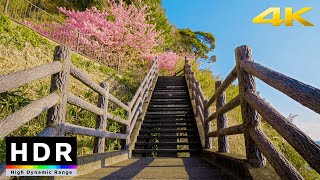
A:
[143,51,180,70]
[24,0,183,70]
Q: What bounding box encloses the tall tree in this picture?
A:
[176,28,215,60]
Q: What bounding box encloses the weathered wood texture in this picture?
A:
[70,64,129,111]
[0,93,59,138]
[106,112,129,126]
[241,60,320,114]
[0,61,62,94]
[68,93,104,115]
[94,82,109,153]
[205,95,240,124]
[38,127,57,137]
[64,123,127,139]
[129,61,157,108]
[207,124,244,137]
[205,67,237,110]
[245,91,320,173]
[215,81,229,153]
[47,45,72,136]
[235,45,266,167]
[249,128,303,180]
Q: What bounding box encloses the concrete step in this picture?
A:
[137,135,198,140]
[132,149,201,153]
[152,92,188,96]
[143,120,194,124]
[135,142,200,146]
[150,99,190,102]
[146,111,192,115]
[144,115,193,119]
[148,104,191,108]
[141,124,195,128]
[151,95,189,99]
[149,101,191,105]
[147,107,192,111]
[139,129,196,133]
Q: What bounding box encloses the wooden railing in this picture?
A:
[185,45,320,179]
[0,45,158,154]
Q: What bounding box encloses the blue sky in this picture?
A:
[163,0,320,140]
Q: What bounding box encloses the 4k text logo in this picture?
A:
[253,7,314,26]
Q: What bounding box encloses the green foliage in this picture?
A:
[177,28,215,59]
[0,15,50,50]
[31,0,105,13]
[0,16,144,161]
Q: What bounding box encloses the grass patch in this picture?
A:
[0,14,147,162]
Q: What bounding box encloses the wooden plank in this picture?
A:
[38,127,57,137]
[129,61,156,108]
[204,95,240,124]
[216,81,229,153]
[47,45,72,136]
[70,65,130,111]
[241,60,320,114]
[219,95,240,115]
[245,91,320,173]
[129,96,142,121]
[68,93,104,116]
[0,93,59,138]
[205,67,237,110]
[106,112,130,126]
[235,45,265,167]
[129,69,155,121]
[249,128,303,179]
[197,106,204,124]
[129,108,140,135]
[94,82,109,153]
[70,64,105,94]
[109,94,130,112]
[207,124,244,137]
[64,123,127,139]
[0,61,62,94]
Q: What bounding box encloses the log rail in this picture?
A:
[0,45,158,154]
[185,45,320,179]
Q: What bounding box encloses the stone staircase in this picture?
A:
[132,76,201,157]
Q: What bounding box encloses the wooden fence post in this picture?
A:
[47,45,72,136]
[235,45,266,167]
[75,32,80,51]
[3,0,9,14]
[215,81,229,152]
[204,100,212,149]
[93,82,109,153]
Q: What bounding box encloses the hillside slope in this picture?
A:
[0,14,148,161]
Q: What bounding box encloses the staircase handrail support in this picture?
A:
[184,45,320,179]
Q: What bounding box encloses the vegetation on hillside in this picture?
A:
[0,14,146,161]
[0,0,319,179]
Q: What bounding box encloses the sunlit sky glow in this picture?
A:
[163,0,320,140]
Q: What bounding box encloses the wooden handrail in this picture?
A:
[70,64,130,111]
[67,93,104,116]
[207,124,244,137]
[249,128,303,179]
[184,45,320,178]
[129,60,157,109]
[0,45,158,157]
[241,60,320,114]
[245,91,320,173]
[0,61,62,93]
[64,123,127,139]
[0,93,59,138]
[205,67,237,110]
